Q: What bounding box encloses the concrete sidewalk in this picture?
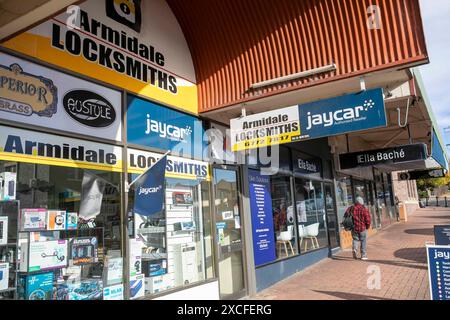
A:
[253,207,450,300]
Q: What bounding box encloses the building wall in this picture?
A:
[392,171,419,216]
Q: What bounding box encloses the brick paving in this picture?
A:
[253,207,450,300]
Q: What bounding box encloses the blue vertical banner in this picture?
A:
[133,155,167,216]
[248,169,276,266]
[426,245,450,300]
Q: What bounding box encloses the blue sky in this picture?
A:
[419,0,450,148]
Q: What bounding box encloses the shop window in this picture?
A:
[270,176,298,259]
[335,177,353,224]
[128,174,214,298]
[0,161,122,300]
[294,179,328,252]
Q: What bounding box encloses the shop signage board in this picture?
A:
[230,88,386,151]
[0,125,123,172]
[339,143,428,170]
[398,169,445,181]
[248,169,276,266]
[292,150,322,177]
[103,283,124,300]
[127,95,205,159]
[230,106,300,152]
[434,226,450,246]
[127,148,210,181]
[2,0,198,114]
[0,53,122,142]
[426,245,450,300]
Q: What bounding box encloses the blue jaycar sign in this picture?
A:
[294,88,386,141]
[426,245,450,300]
[127,95,206,159]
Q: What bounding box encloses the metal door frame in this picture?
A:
[211,164,248,300]
[323,182,340,249]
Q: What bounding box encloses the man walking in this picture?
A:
[346,196,371,260]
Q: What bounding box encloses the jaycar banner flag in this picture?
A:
[133,155,167,216]
[79,171,106,220]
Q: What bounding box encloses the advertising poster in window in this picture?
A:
[248,169,276,266]
[0,53,122,142]
[2,0,198,114]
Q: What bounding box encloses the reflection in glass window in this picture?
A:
[270,176,298,259]
[294,179,328,253]
[335,177,353,224]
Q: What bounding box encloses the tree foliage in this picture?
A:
[416,173,450,192]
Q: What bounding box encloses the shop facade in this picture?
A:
[1,0,449,300]
[0,0,223,300]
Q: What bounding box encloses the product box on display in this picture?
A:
[0,216,8,245]
[66,212,78,230]
[145,274,174,294]
[0,262,9,291]
[130,274,145,299]
[53,283,69,300]
[21,239,68,272]
[0,172,16,201]
[142,258,167,277]
[105,256,123,286]
[103,283,124,300]
[47,210,67,230]
[66,279,103,300]
[173,221,196,232]
[18,272,54,300]
[70,237,98,265]
[21,209,47,231]
[172,191,193,205]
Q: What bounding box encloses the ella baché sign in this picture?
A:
[230,88,386,151]
[3,0,198,114]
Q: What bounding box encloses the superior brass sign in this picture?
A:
[0,63,57,117]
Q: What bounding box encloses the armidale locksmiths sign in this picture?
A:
[127,148,210,181]
[2,0,198,114]
[230,88,386,151]
[0,125,122,172]
[0,53,122,141]
[339,143,428,170]
[230,106,300,152]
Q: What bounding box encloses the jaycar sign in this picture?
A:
[0,53,122,141]
[230,88,386,151]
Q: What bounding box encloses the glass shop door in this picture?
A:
[212,166,246,299]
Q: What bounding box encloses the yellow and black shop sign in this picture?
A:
[2,0,198,114]
[0,125,123,172]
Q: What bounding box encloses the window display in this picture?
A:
[0,160,123,300]
[128,150,214,297]
[294,179,328,252]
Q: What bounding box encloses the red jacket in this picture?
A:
[346,204,371,233]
